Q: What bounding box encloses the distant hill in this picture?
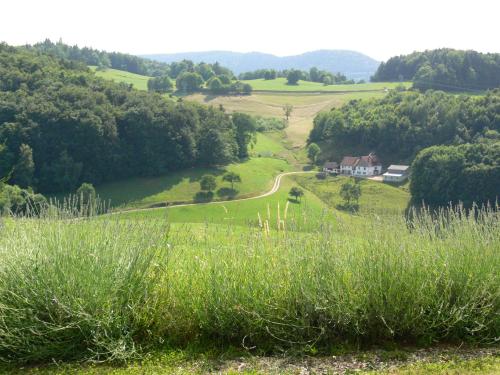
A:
[142,50,380,81]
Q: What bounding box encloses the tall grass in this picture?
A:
[0,206,498,363]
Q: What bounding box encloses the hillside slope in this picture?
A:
[142,50,380,80]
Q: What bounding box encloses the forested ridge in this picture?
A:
[310,90,500,162]
[372,49,500,91]
[26,39,233,79]
[25,39,254,94]
[0,43,255,194]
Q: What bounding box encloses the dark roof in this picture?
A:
[340,156,359,167]
[341,153,381,168]
[358,153,381,167]
[323,161,338,169]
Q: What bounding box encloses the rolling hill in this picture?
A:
[142,50,380,80]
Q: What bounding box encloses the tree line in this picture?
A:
[239,67,358,85]
[310,90,500,162]
[372,49,500,91]
[410,143,499,208]
[26,39,252,95]
[0,44,256,196]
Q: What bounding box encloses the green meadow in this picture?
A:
[243,77,412,92]
[118,174,327,225]
[90,66,152,91]
[96,155,291,210]
[294,175,410,215]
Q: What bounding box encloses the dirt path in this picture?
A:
[115,171,316,215]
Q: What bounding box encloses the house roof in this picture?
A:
[342,152,381,168]
[340,156,359,167]
[360,153,381,167]
[323,161,338,169]
[387,164,410,172]
[383,172,405,177]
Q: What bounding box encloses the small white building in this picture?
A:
[340,153,382,177]
[383,165,410,182]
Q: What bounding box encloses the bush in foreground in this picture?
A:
[0,206,498,363]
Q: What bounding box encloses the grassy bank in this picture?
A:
[0,206,498,364]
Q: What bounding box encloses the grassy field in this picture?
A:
[243,78,412,92]
[293,175,410,214]
[95,155,291,209]
[1,205,498,365]
[89,66,152,91]
[116,173,410,226]
[186,91,386,146]
[118,174,328,226]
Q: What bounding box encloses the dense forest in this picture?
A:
[372,49,500,91]
[0,44,255,195]
[410,143,499,208]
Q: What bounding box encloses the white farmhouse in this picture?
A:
[340,153,382,177]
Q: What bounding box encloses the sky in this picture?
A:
[1,0,499,61]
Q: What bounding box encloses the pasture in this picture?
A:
[90,66,152,91]
[242,77,412,92]
[118,174,327,225]
[115,173,411,227]
[95,154,291,210]
[293,175,410,215]
[186,91,386,146]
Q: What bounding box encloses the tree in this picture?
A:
[207,76,224,93]
[147,76,173,93]
[176,72,204,92]
[76,182,96,202]
[232,113,256,158]
[339,179,361,207]
[289,186,304,202]
[222,171,241,190]
[307,143,321,164]
[242,83,253,95]
[322,75,332,85]
[200,174,217,192]
[76,182,97,214]
[286,69,302,85]
[283,104,293,122]
[309,67,320,82]
[12,144,35,188]
[264,70,277,80]
[218,74,232,85]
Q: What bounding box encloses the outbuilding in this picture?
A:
[383,165,410,182]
